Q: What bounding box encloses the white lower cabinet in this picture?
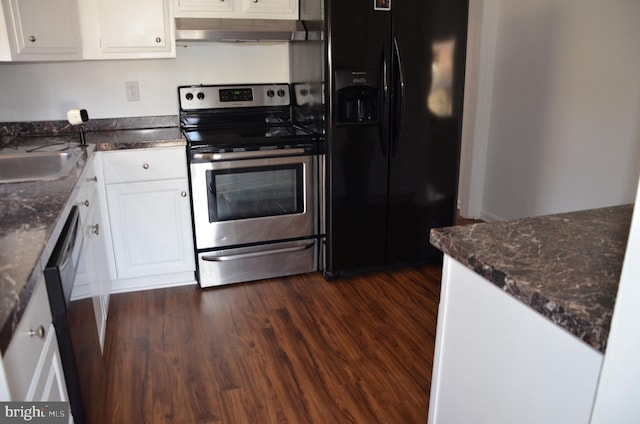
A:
[82,193,110,349]
[106,179,194,279]
[2,277,69,403]
[428,256,604,424]
[24,326,68,403]
[72,154,110,351]
[100,147,196,292]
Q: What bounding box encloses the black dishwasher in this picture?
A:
[44,205,105,424]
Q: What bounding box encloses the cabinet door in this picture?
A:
[3,279,68,403]
[26,324,69,403]
[1,0,81,60]
[174,0,297,19]
[79,0,175,59]
[174,0,234,17]
[84,194,110,350]
[240,0,297,19]
[70,157,110,350]
[106,179,195,279]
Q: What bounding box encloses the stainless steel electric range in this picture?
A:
[179,83,323,287]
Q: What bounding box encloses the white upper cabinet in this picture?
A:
[240,0,297,18]
[174,0,234,17]
[0,0,82,61]
[174,0,298,20]
[79,0,176,59]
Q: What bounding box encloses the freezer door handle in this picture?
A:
[392,37,405,158]
[379,41,389,158]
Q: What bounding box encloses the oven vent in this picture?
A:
[175,18,309,42]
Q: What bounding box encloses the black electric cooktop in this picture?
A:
[184,124,321,152]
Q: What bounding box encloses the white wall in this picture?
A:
[461,0,640,221]
[0,42,290,121]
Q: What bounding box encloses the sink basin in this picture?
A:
[0,150,82,183]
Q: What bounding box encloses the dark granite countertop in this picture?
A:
[0,119,185,354]
[88,127,185,152]
[430,205,633,353]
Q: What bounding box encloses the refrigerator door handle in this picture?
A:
[392,37,405,157]
[379,41,389,158]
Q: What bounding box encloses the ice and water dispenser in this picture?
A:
[334,70,380,125]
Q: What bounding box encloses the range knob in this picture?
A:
[277,89,286,97]
[185,92,194,100]
[266,89,275,97]
[197,92,205,100]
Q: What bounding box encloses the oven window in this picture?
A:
[206,164,304,222]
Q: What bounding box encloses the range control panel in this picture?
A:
[179,84,290,110]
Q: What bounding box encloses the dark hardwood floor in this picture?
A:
[104,265,444,423]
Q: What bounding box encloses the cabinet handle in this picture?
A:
[78,199,90,207]
[155,37,162,43]
[143,163,150,169]
[89,176,98,183]
[28,326,45,339]
[91,223,100,235]
[28,35,36,43]
[252,0,259,2]
[181,191,187,198]
[219,0,225,2]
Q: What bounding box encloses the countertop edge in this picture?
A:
[429,205,633,353]
[432,234,608,352]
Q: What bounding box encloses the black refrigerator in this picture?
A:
[322,0,469,278]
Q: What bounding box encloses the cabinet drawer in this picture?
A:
[4,279,52,400]
[102,148,187,184]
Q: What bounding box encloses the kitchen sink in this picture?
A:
[0,150,83,183]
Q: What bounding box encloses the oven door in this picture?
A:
[190,149,317,249]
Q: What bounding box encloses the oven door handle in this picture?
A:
[192,148,308,162]
[201,241,315,262]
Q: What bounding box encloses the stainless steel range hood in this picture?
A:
[175,18,308,42]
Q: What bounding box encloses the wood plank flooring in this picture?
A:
[104,266,444,424]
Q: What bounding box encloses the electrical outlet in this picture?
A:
[125,81,140,101]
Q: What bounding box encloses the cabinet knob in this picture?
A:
[28,35,36,43]
[143,163,150,169]
[91,223,100,235]
[252,0,259,2]
[155,37,162,43]
[219,0,225,2]
[89,176,98,183]
[78,199,90,207]
[181,191,187,198]
[28,326,45,339]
